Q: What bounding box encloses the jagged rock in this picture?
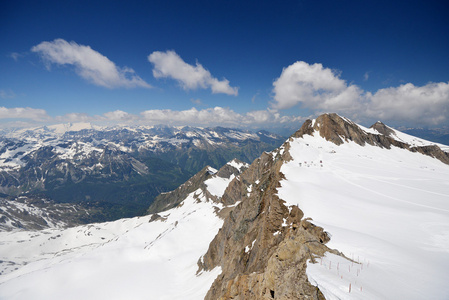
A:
[410,144,449,164]
[148,159,249,214]
[147,166,215,214]
[294,113,449,164]
[199,144,330,299]
[370,121,395,136]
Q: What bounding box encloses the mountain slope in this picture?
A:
[278,114,449,299]
[0,196,93,231]
[0,160,248,299]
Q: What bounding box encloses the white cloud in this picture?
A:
[31,39,151,89]
[272,61,449,125]
[366,82,449,125]
[0,107,50,121]
[103,110,137,121]
[0,106,306,131]
[272,61,362,111]
[140,107,304,127]
[55,112,92,123]
[141,107,239,125]
[148,50,238,96]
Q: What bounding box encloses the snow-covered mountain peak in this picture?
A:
[292,113,449,164]
[279,119,449,299]
[294,113,378,146]
[369,120,395,136]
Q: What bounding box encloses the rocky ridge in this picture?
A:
[147,159,249,214]
[196,146,332,299]
[294,113,449,164]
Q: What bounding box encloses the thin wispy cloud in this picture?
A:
[190,98,202,105]
[148,50,238,96]
[364,71,370,81]
[272,61,449,125]
[0,89,16,99]
[251,92,259,103]
[31,39,151,89]
[9,52,21,61]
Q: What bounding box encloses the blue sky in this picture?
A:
[1,0,448,131]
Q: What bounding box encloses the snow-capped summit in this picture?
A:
[293,113,449,164]
[277,114,449,299]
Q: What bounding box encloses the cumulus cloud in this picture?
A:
[0,106,307,131]
[141,107,239,125]
[140,107,304,127]
[103,110,137,121]
[272,61,362,111]
[31,39,151,89]
[0,107,50,121]
[55,112,92,123]
[148,50,238,96]
[272,61,449,125]
[366,82,449,125]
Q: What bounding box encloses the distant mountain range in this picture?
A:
[0,123,285,223]
[400,127,449,146]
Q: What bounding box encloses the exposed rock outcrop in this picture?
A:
[199,145,332,299]
[294,113,449,164]
[148,159,248,214]
[370,121,395,137]
[147,166,215,214]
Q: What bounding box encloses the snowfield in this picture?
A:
[279,133,449,299]
[0,189,224,300]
